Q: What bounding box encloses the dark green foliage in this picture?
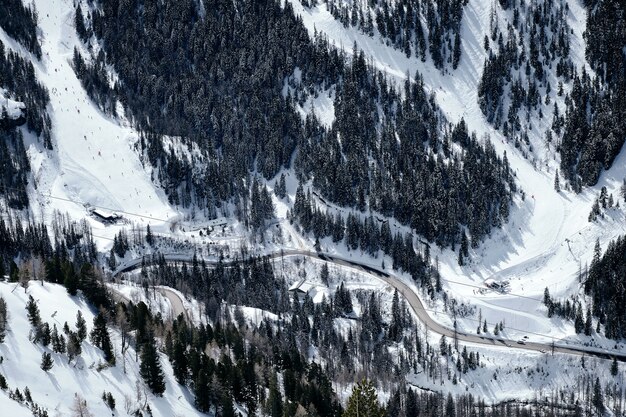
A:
[274,174,287,199]
[584,235,626,339]
[559,70,626,187]
[40,352,54,371]
[140,333,166,396]
[74,6,88,42]
[63,264,79,296]
[326,0,465,68]
[90,312,115,365]
[343,379,384,417]
[0,297,7,343]
[0,0,41,58]
[83,0,513,247]
[75,311,87,343]
[0,129,30,209]
[556,0,626,186]
[0,39,51,149]
[478,0,572,134]
[26,295,41,327]
[67,331,82,363]
[146,224,154,246]
[102,391,116,410]
[611,357,618,376]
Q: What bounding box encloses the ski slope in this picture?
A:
[0,0,177,249]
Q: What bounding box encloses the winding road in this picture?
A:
[112,249,626,362]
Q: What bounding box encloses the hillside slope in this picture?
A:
[286,0,626,345]
[0,282,203,417]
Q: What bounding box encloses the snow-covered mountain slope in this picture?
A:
[0,282,203,417]
[287,0,626,347]
[0,0,177,248]
[1,0,624,399]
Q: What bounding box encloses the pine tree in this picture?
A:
[76,311,87,343]
[146,224,154,246]
[320,263,330,286]
[453,31,462,69]
[90,312,115,364]
[74,5,87,41]
[592,377,604,414]
[554,171,560,192]
[171,339,188,384]
[0,297,7,342]
[26,295,41,327]
[40,352,54,371]
[107,248,117,270]
[140,333,166,396]
[267,372,283,417]
[67,331,82,363]
[611,357,618,376]
[584,307,592,336]
[64,264,79,296]
[193,368,211,412]
[343,379,384,417]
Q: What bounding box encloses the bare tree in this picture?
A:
[116,303,131,374]
[19,262,32,293]
[71,393,94,417]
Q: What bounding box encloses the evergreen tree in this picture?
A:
[64,264,79,296]
[592,377,604,414]
[74,5,88,41]
[0,297,7,342]
[171,339,188,384]
[146,224,154,246]
[67,331,82,363]
[554,171,560,192]
[267,372,283,417]
[611,357,619,376]
[90,312,115,365]
[343,379,384,417]
[193,367,211,412]
[40,352,54,371]
[76,311,87,343]
[26,295,41,327]
[140,333,166,396]
[320,263,330,286]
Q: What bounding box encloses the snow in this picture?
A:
[282,0,626,354]
[0,0,178,251]
[0,0,623,408]
[0,281,204,417]
[0,88,25,120]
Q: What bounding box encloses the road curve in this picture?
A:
[113,249,626,362]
